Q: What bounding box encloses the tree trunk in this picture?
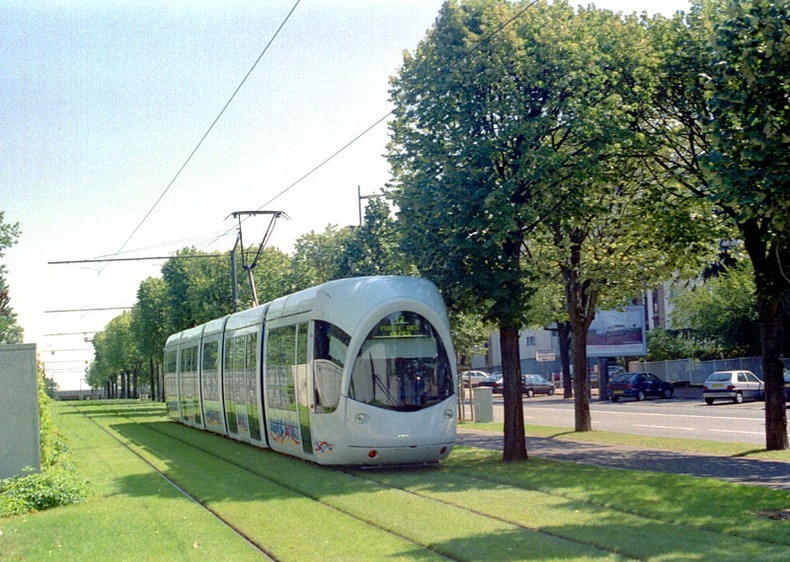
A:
[743,222,788,450]
[598,358,610,401]
[500,323,528,461]
[149,357,155,401]
[558,321,573,399]
[561,229,597,432]
[758,295,787,450]
[570,330,592,431]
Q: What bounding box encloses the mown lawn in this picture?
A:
[1,401,788,561]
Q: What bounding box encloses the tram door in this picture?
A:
[264,321,313,458]
[294,322,313,456]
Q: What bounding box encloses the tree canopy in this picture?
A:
[0,211,22,344]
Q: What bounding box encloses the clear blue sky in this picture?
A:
[1,0,689,390]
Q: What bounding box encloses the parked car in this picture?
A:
[478,373,503,392]
[702,370,764,404]
[784,370,790,401]
[460,370,489,388]
[603,323,628,338]
[607,372,674,402]
[522,374,555,397]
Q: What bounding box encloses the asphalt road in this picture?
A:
[474,391,770,445]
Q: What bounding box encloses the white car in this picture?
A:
[702,370,764,404]
[460,370,489,388]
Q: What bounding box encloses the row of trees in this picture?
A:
[88,0,787,454]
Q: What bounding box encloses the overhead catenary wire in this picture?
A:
[106,0,302,265]
[107,0,537,263]
[251,1,539,210]
[204,4,539,248]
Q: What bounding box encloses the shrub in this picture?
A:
[0,465,89,517]
[0,372,89,517]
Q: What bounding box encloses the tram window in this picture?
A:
[246,332,261,441]
[164,349,179,416]
[349,311,453,411]
[313,321,348,413]
[201,340,219,402]
[265,326,297,411]
[203,341,218,371]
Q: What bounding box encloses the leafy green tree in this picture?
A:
[671,261,760,357]
[701,0,789,450]
[89,312,143,397]
[648,0,788,449]
[289,225,353,290]
[0,212,23,344]
[336,197,415,278]
[130,277,169,400]
[389,0,546,460]
[388,0,710,444]
[249,246,293,305]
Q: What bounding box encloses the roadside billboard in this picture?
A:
[586,306,646,358]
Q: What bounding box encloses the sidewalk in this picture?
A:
[455,428,790,491]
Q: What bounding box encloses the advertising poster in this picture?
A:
[586,306,646,357]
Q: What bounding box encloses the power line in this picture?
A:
[44,307,133,314]
[49,254,224,265]
[255,0,538,211]
[107,0,302,263]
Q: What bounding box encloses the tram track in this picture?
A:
[66,402,790,561]
[73,403,460,561]
[74,403,634,561]
[70,403,279,561]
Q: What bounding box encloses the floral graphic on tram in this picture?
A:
[314,440,334,455]
[269,419,301,446]
[204,409,223,429]
[236,412,249,433]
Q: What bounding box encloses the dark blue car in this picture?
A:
[785,371,790,401]
[607,372,674,402]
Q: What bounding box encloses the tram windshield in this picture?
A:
[349,311,453,411]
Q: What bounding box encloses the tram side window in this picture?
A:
[164,349,179,417]
[245,332,261,441]
[223,337,238,434]
[313,321,348,413]
[349,311,453,411]
[201,340,219,402]
[265,326,297,411]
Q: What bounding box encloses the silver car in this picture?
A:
[702,370,764,404]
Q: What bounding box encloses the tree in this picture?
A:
[701,0,789,450]
[390,0,546,461]
[671,261,761,357]
[389,0,710,445]
[0,212,23,344]
[648,0,789,449]
[289,225,353,290]
[89,312,143,398]
[336,197,415,278]
[130,277,169,400]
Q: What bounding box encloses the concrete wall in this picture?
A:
[0,344,40,480]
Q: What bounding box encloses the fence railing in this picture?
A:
[629,356,790,385]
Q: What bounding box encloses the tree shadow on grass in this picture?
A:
[99,414,790,561]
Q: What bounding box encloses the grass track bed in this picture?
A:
[2,401,788,561]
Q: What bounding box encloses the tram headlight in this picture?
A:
[355,413,369,424]
[444,408,454,420]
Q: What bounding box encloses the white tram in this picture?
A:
[163,276,457,465]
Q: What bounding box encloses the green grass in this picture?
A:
[1,401,788,561]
